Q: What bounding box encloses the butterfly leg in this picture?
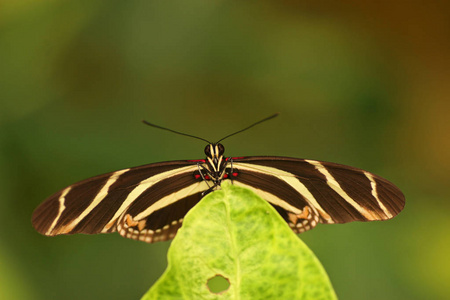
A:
[218,158,239,185]
[226,157,235,184]
[197,163,223,196]
[197,163,212,188]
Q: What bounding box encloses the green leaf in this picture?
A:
[142,183,337,300]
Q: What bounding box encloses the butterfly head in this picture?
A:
[204,143,225,160]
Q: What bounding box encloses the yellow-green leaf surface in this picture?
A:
[142,183,337,300]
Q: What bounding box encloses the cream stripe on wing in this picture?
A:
[305,160,378,221]
[364,171,393,219]
[58,168,130,234]
[46,186,71,235]
[102,165,200,231]
[232,163,333,222]
[134,180,209,220]
[232,181,303,215]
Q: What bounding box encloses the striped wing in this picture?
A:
[229,156,405,233]
[32,161,208,243]
[33,156,405,243]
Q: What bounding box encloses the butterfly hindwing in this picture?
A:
[116,177,209,243]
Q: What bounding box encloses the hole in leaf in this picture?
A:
[207,274,230,294]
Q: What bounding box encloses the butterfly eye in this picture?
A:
[204,144,212,157]
[217,143,225,156]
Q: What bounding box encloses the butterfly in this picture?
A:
[32,114,405,243]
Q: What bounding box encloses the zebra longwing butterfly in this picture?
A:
[32,114,405,243]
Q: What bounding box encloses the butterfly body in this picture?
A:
[32,142,405,243]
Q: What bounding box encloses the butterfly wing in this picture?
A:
[32,160,208,242]
[33,155,405,242]
[229,156,405,233]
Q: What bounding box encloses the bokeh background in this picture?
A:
[1,1,449,299]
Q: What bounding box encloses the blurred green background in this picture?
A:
[1,1,449,299]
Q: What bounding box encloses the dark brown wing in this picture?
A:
[32,160,208,242]
[230,156,405,232]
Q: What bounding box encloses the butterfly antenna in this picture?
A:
[142,120,211,144]
[217,113,279,143]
